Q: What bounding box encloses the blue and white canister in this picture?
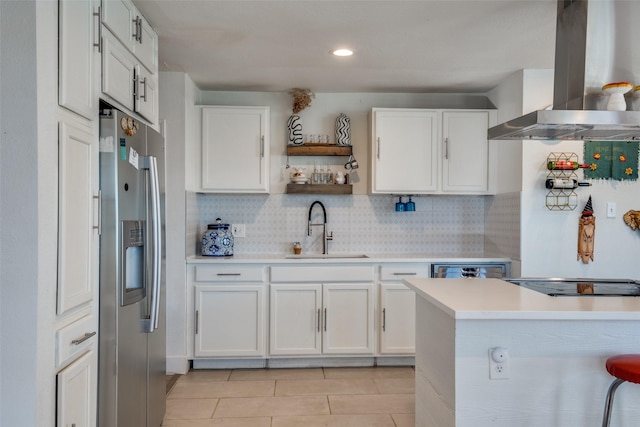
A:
[202,218,234,256]
[335,113,351,146]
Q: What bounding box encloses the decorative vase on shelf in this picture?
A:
[287,115,303,145]
[335,113,351,146]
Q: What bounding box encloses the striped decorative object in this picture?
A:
[287,115,303,145]
[335,113,351,146]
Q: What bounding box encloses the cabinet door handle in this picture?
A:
[444,137,449,159]
[260,136,265,158]
[71,331,96,345]
[324,308,327,331]
[133,73,139,100]
[377,137,381,159]
[92,6,102,52]
[132,16,142,43]
[382,308,386,332]
[132,17,139,42]
[317,309,321,332]
[195,310,199,335]
[140,77,147,102]
[93,191,101,235]
[392,272,417,276]
[216,273,241,276]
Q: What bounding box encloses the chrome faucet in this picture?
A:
[307,200,333,254]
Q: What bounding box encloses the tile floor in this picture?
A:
[163,366,415,427]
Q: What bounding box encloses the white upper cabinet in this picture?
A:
[102,0,157,73]
[58,0,100,120]
[101,0,135,49]
[133,64,158,123]
[100,0,159,124]
[200,106,270,193]
[370,108,496,195]
[135,14,158,74]
[442,110,492,193]
[370,109,439,194]
[101,29,136,112]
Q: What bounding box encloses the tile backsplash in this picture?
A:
[186,192,521,257]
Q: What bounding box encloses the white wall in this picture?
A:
[489,68,640,278]
[1,1,58,425]
[159,72,198,374]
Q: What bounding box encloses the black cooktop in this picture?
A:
[505,278,640,297]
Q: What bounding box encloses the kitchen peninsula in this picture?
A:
[405,277,640,427]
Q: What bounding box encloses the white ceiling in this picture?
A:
[134,0,557,93]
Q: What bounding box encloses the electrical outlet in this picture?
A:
[489,347,510,380]
[231,224,245,238]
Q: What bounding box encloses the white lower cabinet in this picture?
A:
[194,284,267,358]
[323,284,374,354]
[57,349,97,427]
[378,263,428,355]
[270,283,374,356]
[379,284,416,354]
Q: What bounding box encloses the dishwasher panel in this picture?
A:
[431,263,510,279]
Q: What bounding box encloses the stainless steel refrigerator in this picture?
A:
[98,108,166,427]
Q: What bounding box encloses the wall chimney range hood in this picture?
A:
[488,0,640,141]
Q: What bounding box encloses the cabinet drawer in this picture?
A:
[195,265,265,282]
[56,315,97,370]
[380,263,430,281]
[271,265,374,283]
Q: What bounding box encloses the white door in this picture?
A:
[323,284,374,354]
[442,110,490,192]
[379,283,416,354]
[57,349,97,427]
[57,120,98,315]
[201,106,270,193]
[270,284,322,356]
[371,109,439,194]
[195,285,266,357]
[101,30,136,111]
[58,0,99,120]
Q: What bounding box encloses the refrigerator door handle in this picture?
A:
[141,155,162,333]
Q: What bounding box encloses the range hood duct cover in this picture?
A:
[488,0,640,141]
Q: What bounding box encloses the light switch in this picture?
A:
[607,202,616,218]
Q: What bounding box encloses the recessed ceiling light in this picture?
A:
[332,48,354,57]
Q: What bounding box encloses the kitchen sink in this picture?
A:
[285,254,369,259]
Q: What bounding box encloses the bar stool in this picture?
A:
[602,354,640,427]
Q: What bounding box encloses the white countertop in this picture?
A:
[187,253,511,264]
[404,277,640,320]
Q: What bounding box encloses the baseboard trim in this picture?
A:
[166,356,190,374]
[190,356,415,370]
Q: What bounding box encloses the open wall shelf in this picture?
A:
[287,144,352,156]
